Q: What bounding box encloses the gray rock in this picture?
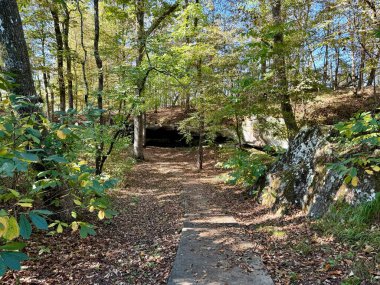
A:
[242,116,288,149]
[261,126,379,218]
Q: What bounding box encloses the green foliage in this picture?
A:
[222,149,275,196]
[0,96,118,276]
[315,193,380,249]
[327,111,380,186]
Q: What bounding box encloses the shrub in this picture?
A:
[328,111,380,186]
[0,96,117,275]
[222,149,275,196]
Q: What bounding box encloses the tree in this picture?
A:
[76,0,90,107]
[132,0,179,159]
[62,1,74,110]
[50,2,66,113]
[270,0,298,138]
[0,0,40,113]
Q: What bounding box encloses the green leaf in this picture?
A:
[374,28,380,38]
[19,152,39,162]
[30,210,53,216]
[0,242,26,251]
[79,224,96,238]
[0,162,15,177]
[0,257,6,276]
[13,159,28,172]
[0,251,28,270]
[19,214,32,239]
[26,128,41,138]
[44,155,68,163]
[9,189,20,198]
[56,224,63,233]
[29,213,48,230]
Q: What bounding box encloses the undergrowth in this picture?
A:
[315,193,380,249]
[219,147,275,197]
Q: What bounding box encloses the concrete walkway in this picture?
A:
[168,179,274,285]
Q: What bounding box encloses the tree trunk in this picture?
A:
[132,0,178,159]
[323,44,329,85]
[133,114,144,159]
[77,0,90,107]
[197,112,205,170]
[184,0,191,114]
[367,66,377,86]
[334,47,340,90]
[358,45,365,90]
[133,0,146,160]
[194,0,204,170]
[41,35,51,119]
[48,73,55,120]
[142,112,147,148]
[94,0,105,174]
[50,5,66,112]
[63,3,74,110]
[74,62,79,110]
[0,0,40,113]
[261,57,267,80]
[271,0,298,138]
[94,0,103,120]
[366,50,379,87]
[43,71,50,119]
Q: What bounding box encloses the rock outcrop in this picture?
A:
[242,116,288,149]
[261,126,379,218]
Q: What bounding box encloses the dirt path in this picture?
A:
[162,149,273,285]
[2,148,186,284]
[1,147,273,285]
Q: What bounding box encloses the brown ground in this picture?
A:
[1,148,186,285]
[145,87,380,128]
[146,106,191,126]
[1,147,378,284]
[302,87,379,125]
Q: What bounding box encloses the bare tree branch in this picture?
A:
[145,2,179,37]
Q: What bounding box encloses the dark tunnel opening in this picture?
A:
[144,126,230,148]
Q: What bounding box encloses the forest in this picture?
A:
[0,0,379,284]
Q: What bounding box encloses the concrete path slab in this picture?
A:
[168,182,274,285]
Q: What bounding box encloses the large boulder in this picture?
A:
[261,126,379,218]
[242,116,288,149]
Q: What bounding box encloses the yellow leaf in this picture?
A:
[351,176,359,187]
[2,99,10,106]
[73,199,82,206]
[56,130,67,140]
[3,216,20,241]
[0,148,7,156]
[71,222,79,232]
[98,210,105,220]
[89,206,95,213]
[57,224,63,233]
[371,165,380,172]
[0,217,9,237]
[78,160,87,166]
[17,202,33,208]
[80,180,90,187]
[365,169,374,175]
